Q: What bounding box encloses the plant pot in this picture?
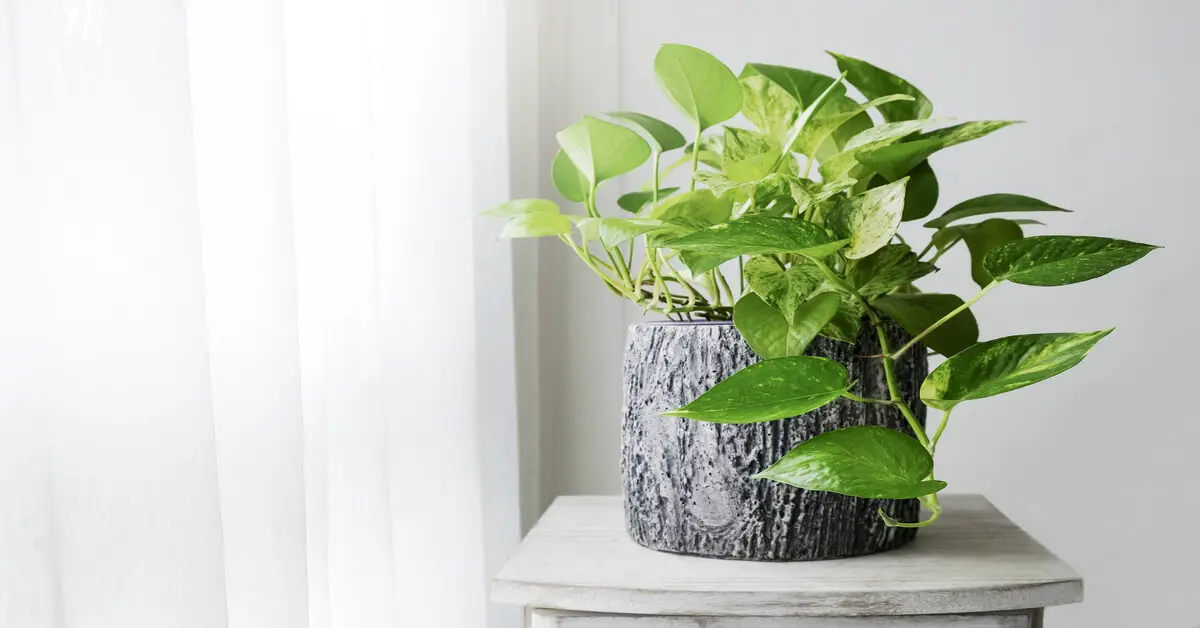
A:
[620,319,928,561]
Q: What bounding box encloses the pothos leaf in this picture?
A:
[825,177,908,259]
[723,127,782,182]
[551,149,589,203]
[828,52,934,122]
[663,216,839,259]
[983,236,1160,286]
[857,121,1020,180]
[739,73,799,144]
[820,292,865,343]
[655,44,743,131]
[663,356,849,423]
[873,293,979,356]
[480,198,559,218]
[870,160,938,222]
[921,330,1113,411]
[847,244,935,298]
[605,111,686,153]
[963,218,1024,288]
[617,187,680,213]
[754,425,946,499]
[925,193,1069,229]
[499,211,572,238]
[744,257,825,324]
[556,116,651,185]
[734,292,841,359]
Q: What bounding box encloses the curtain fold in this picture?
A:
[0,0,521,626]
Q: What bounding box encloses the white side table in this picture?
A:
[492,494,1081,627]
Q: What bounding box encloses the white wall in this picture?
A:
[526,2,1199,626]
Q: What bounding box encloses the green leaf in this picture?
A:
[744,257,824,322]
[551,150,589,203]
[573,217,601,242]
[793,94,915,160]
[677,250,732,275]
[825,177,908,259]
[818,117,947,181]
[499,211,572,238]
[556,116,651,186]
[777,74,847,161]
[925,193,1069,229]
[828,52,933,123]
[655,44,743,131]
[480,198,558,218]
[847,244,935,298]
[873,293,979,356]
[739,73,799,144]
[742,64,845,108]
[664,216,840,259]
[617,187,680,213]
[820,292,865,343]
[963,218,1024,288]
[605,111,687,153]
[649,189,734,225]
[722,127,782,182]
[921,330,1113,411]
[683,135,725,169]
[754,425,946,499]
[663,356,848,423]
[594,217,670,247]
[734,292,841,359]
[857,121,1020,180]
[983,236,1159,287]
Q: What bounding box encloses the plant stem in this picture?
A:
[660,251,698,308]
[652,152,661,208]
[917,240,936,260]
[559,235,626,297]
[841,391,895,405]
[930,409,952,453]
[926,238,960,265]
[715,268,734,306]
[689,124,701,192]
[870,312,932,450]
[889,280,1000,359]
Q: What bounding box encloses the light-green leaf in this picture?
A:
[744,257,824,323]
[655,44,743,131]
[793,94,915,160]
[925,194,1069,229]
[551,150,589,203]
[734,292,841,359]
[921,330,1113,411]
[857,121,1020,180]
[963,218,1024,288]
[556,116,651,186]
[605,111,687,153]
[739,73,799,144]
[828,52,933,123]
[883,160,939,222]
[499,211,572,238]
[663,356,849,423]
[649,189,734,225]
[594,217,670,247]
[480,198,558,218]
[983,236,1160,286]
[820,292,866,343]
[663,216,840,259]
[617,187,680,213]
[742,63,845,108]
[825,178,908,259]
[723,127,782,182]
[754,425,946,499]
[873,293,979,356]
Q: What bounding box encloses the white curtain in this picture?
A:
[0,1,524,627]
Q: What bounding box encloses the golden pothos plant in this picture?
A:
[482,44,1158,526]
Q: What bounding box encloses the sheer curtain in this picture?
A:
[0,0,524,627]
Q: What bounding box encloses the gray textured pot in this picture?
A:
[620,319,928,561]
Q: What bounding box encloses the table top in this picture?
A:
[492,494,1082,617]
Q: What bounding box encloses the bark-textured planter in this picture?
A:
[621,319,928,561]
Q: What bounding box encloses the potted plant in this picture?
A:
[483,44,1157,561]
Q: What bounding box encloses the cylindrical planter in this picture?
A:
[621,319,928,561]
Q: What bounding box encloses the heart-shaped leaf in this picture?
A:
[794,94,915,162]
[828,52,933,123]
[820,292,866,343]
[754,426,946,499]
[617,187,680,213]
[480,198,558,218]
[649,189,733,225]
[605,111,686,153]
[847,244,935,298]
[925,194,1069,229]
[984,236,1160,286]
[723,127,782,182]
[664,216,840,259]
[500,211,572,238]
[739,73,800,144]
[873,293,979,356]
[592,218,670,247]
[825,178,908,259]
[551,150,589,203]
[963,218,1024,288]
[857,121,1019,180]
[663,356,848,423]
[734,292,841,359]
[744,257,824,323]
[878,160,938,222]
[556,116,651,186]
[921,330,1113,411]
[742,63,845,108]
[655,44,742,131]
[819,118,949,181]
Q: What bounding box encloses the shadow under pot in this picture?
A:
[620,319,928,561]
